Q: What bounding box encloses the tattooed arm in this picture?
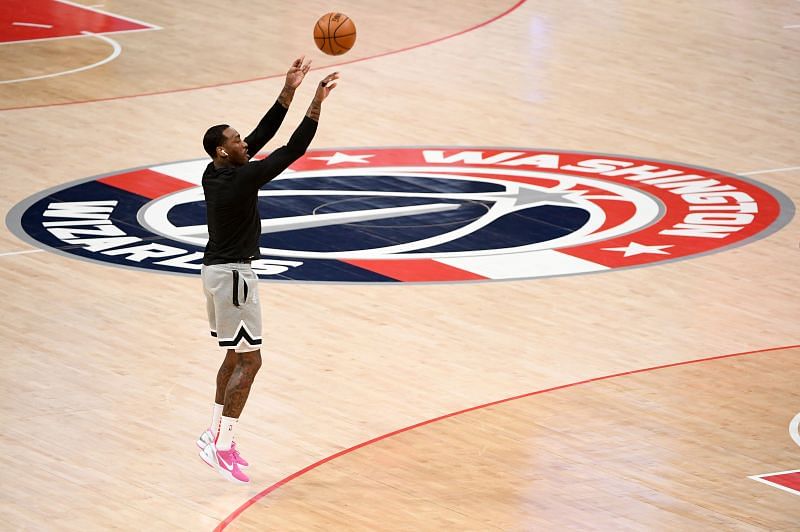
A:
[243,73,341,188]
[243,57,312,156]
[278,56,312,109]
[306,72,340,122]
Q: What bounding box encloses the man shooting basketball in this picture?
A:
[196,57,339,484]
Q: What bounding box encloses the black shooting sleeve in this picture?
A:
[244,101,289,157]
[240,116,319,189]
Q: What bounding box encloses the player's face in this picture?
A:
[220,127,249,166]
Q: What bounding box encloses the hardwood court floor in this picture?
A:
[229,347,800,530]
[0,0,798,530]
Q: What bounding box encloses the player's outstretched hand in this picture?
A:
[285,56,312,89]
[315,72,340,101]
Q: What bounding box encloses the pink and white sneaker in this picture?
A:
[230,441,249,469]
[196,428,213,449]
[199,441,249,484]
[197,429,249,469]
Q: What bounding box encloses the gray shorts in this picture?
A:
[201,263,262,353]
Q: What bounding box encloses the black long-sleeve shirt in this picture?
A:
[202,102,318,265]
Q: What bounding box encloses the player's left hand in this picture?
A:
[314,72,340,101]
[285,56,312,89]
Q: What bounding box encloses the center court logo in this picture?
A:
[6,147,793,283]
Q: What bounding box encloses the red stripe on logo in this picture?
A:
[342,259,486,282]
[98,170,195,199]
[762,472,800,492]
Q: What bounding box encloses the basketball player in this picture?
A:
[196,56,339,484]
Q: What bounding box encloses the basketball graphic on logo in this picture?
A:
[7,147,790,284]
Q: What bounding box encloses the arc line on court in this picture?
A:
[0,0,527,111]
[216,343,800,530]
[0,31,121,85]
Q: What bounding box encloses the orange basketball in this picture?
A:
[313,12,356,56]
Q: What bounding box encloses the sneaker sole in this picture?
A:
[199,446,216,469]
[216,463,249,484]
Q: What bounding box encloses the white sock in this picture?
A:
[211,403,224,438]
[217,416,238,451]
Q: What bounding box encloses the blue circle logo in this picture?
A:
[7,147,792,283]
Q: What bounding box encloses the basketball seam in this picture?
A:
[326,14,333,55]
[333,16,350,37]
[314,19,326,53]
[333,36,354,54]
[332,15,353,55]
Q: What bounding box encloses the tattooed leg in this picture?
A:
[221,350,263,418]
[214,349,238,404]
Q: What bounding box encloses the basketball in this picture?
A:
[313,12,357,56]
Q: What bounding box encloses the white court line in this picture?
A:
[0,31,121,84]
[749,470,800,497]
[790,412,800,448]
[12,22,54,29]
[0,249,44,258]
[0,28,153,47]
[740,166,800,176]
[56,0,161,30]
[784,24,800,29]
[0,1,159,47]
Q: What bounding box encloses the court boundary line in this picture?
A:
[216,343,800,530]
[0,0,527,111]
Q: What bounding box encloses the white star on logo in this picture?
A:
[308,152,375,165]
[602,242,674,257]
